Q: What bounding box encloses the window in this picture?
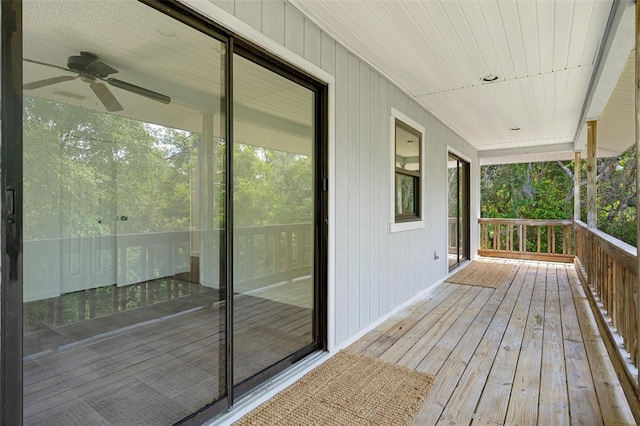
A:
[390,108,425,232]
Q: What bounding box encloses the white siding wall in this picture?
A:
[205,0,480,347]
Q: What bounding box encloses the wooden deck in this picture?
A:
[348,259,635,425]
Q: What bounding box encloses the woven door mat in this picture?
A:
[235,350,435,425]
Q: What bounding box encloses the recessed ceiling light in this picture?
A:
[407,139,415,143]
[481,74,499,83]
[509,126,521,131]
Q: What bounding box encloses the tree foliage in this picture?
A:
[481,146,637,246]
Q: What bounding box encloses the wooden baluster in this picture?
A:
[113,285,119,312]
[79,290,86,321]
[286,230,292,270]
[89,288,96,319]
[482,223,487,250]
[298,229,305,269]
[249,233,255,279]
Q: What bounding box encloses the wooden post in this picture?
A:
[574,151,581,221]
[586,120,597,229]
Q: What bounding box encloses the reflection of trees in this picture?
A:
[234,144,313,227]
[24,97,196,241]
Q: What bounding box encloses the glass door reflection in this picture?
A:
[232,54,316,387]
[22,1,227,423]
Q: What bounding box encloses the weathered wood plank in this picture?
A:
[413,287,494,373]
[346,284,456,354]
[472,263,537,425]
[538,264,570,425]
[413,264,531,425]
[504,261,546,425]
[381,286,481,366]
[433,283,511,426]
[363,285,467,359]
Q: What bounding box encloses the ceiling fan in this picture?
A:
[23,51,171,112]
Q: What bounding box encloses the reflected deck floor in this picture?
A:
[23,279,313,425]
[348,259,635,425]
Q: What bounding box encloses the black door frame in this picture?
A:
[1,1,24,425]
[1,1,328,424]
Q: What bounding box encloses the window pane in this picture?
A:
[395,119,420,220]
[395,121,420,172]
[395,173,417,215]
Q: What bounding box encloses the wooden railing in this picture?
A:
[574,220,639,413]
[479,218,575,263]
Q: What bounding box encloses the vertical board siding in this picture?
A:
[347,53,360,337]
[303,20,322,68]
[235,0,262,31]
[284,3,304,57]
[369,70,380,322]
[387,84,398,312]
[261,0,285,45]
[210,0,479,347]
[210,0,234,15]
[378,77,390,316]
[358,62,371,329]
[320,32,335,75]
[334,44,350,345]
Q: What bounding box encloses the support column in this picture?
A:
[574,151,581,221]
[586,120,597,229]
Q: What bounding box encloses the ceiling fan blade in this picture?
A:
[24,75,78,90]
[24,57,74,73]
[89,82,123,112]
[106,78,171,105]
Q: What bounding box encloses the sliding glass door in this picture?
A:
[448,154,470,270]
[22,2,228,423]
[233,53,317,390]
[10,1,326,424]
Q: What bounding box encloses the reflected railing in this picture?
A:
[23,223,313,356]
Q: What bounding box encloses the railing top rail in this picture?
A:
[479,218,574,226]
[574,220,637,272]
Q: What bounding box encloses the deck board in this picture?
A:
[352,259,635,425]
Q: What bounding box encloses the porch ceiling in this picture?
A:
[292,0,636,164]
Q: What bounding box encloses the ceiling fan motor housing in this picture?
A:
[67,52,117,78]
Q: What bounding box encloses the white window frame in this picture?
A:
[389,107,425,233]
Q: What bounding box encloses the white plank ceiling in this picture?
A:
[292,0,633,160]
